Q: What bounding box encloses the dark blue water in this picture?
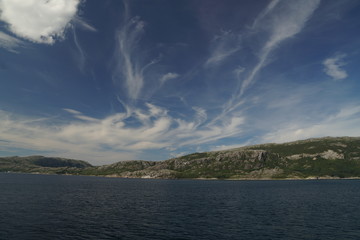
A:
[0,173,359,240]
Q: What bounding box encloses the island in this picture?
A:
[1,136,360,180]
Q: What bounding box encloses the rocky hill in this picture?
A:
[2,137,360,179]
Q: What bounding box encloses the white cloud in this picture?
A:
[261,105,360,144]
[251,0,280,29]
[160,72,179,85]
[0,104,246,164]
[218,0,320,120]
[327,105,360,121]
[169,151,189,158]
[63,108,99,122]
[192,107,207,125]
[63,108,82,115]
[211,143,247,152]
[265,1,320,50]
[240,0,321,96]
[323,53,348,80]
[0,31,23,52]
[0,0,80,44]
[205,30,241,67]
[113,15,153,100]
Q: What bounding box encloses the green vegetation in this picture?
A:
[0,156,91,175]
[1,137,360,180]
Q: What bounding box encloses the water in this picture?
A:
[0,173,359,240]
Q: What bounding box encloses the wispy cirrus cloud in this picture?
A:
[239,0,321,96]
[261,105,360,144]
[0,31,24,52]
[110,0,159,101]
[159,72,179,85]
[217,0,320,121]
[71,28,87,72]
[205,30,241,67]
[112,13,153,100]
[71,17,97,72]
[250,0,280,30]
[323,53,348,80]
[0,0,80,44]
[0,103,246,164]
[211,143,248,152]
[73,17,97,32]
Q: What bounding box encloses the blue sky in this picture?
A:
[1,0,360,165]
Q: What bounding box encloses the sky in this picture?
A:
[0,0,360,165]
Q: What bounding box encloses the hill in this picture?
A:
[1,137,360,179]
[0,156,92,174]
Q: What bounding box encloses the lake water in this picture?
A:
[0,173,359,240]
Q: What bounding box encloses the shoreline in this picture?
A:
[2,171,360,181]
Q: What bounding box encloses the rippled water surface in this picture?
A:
[1,173,360,239]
